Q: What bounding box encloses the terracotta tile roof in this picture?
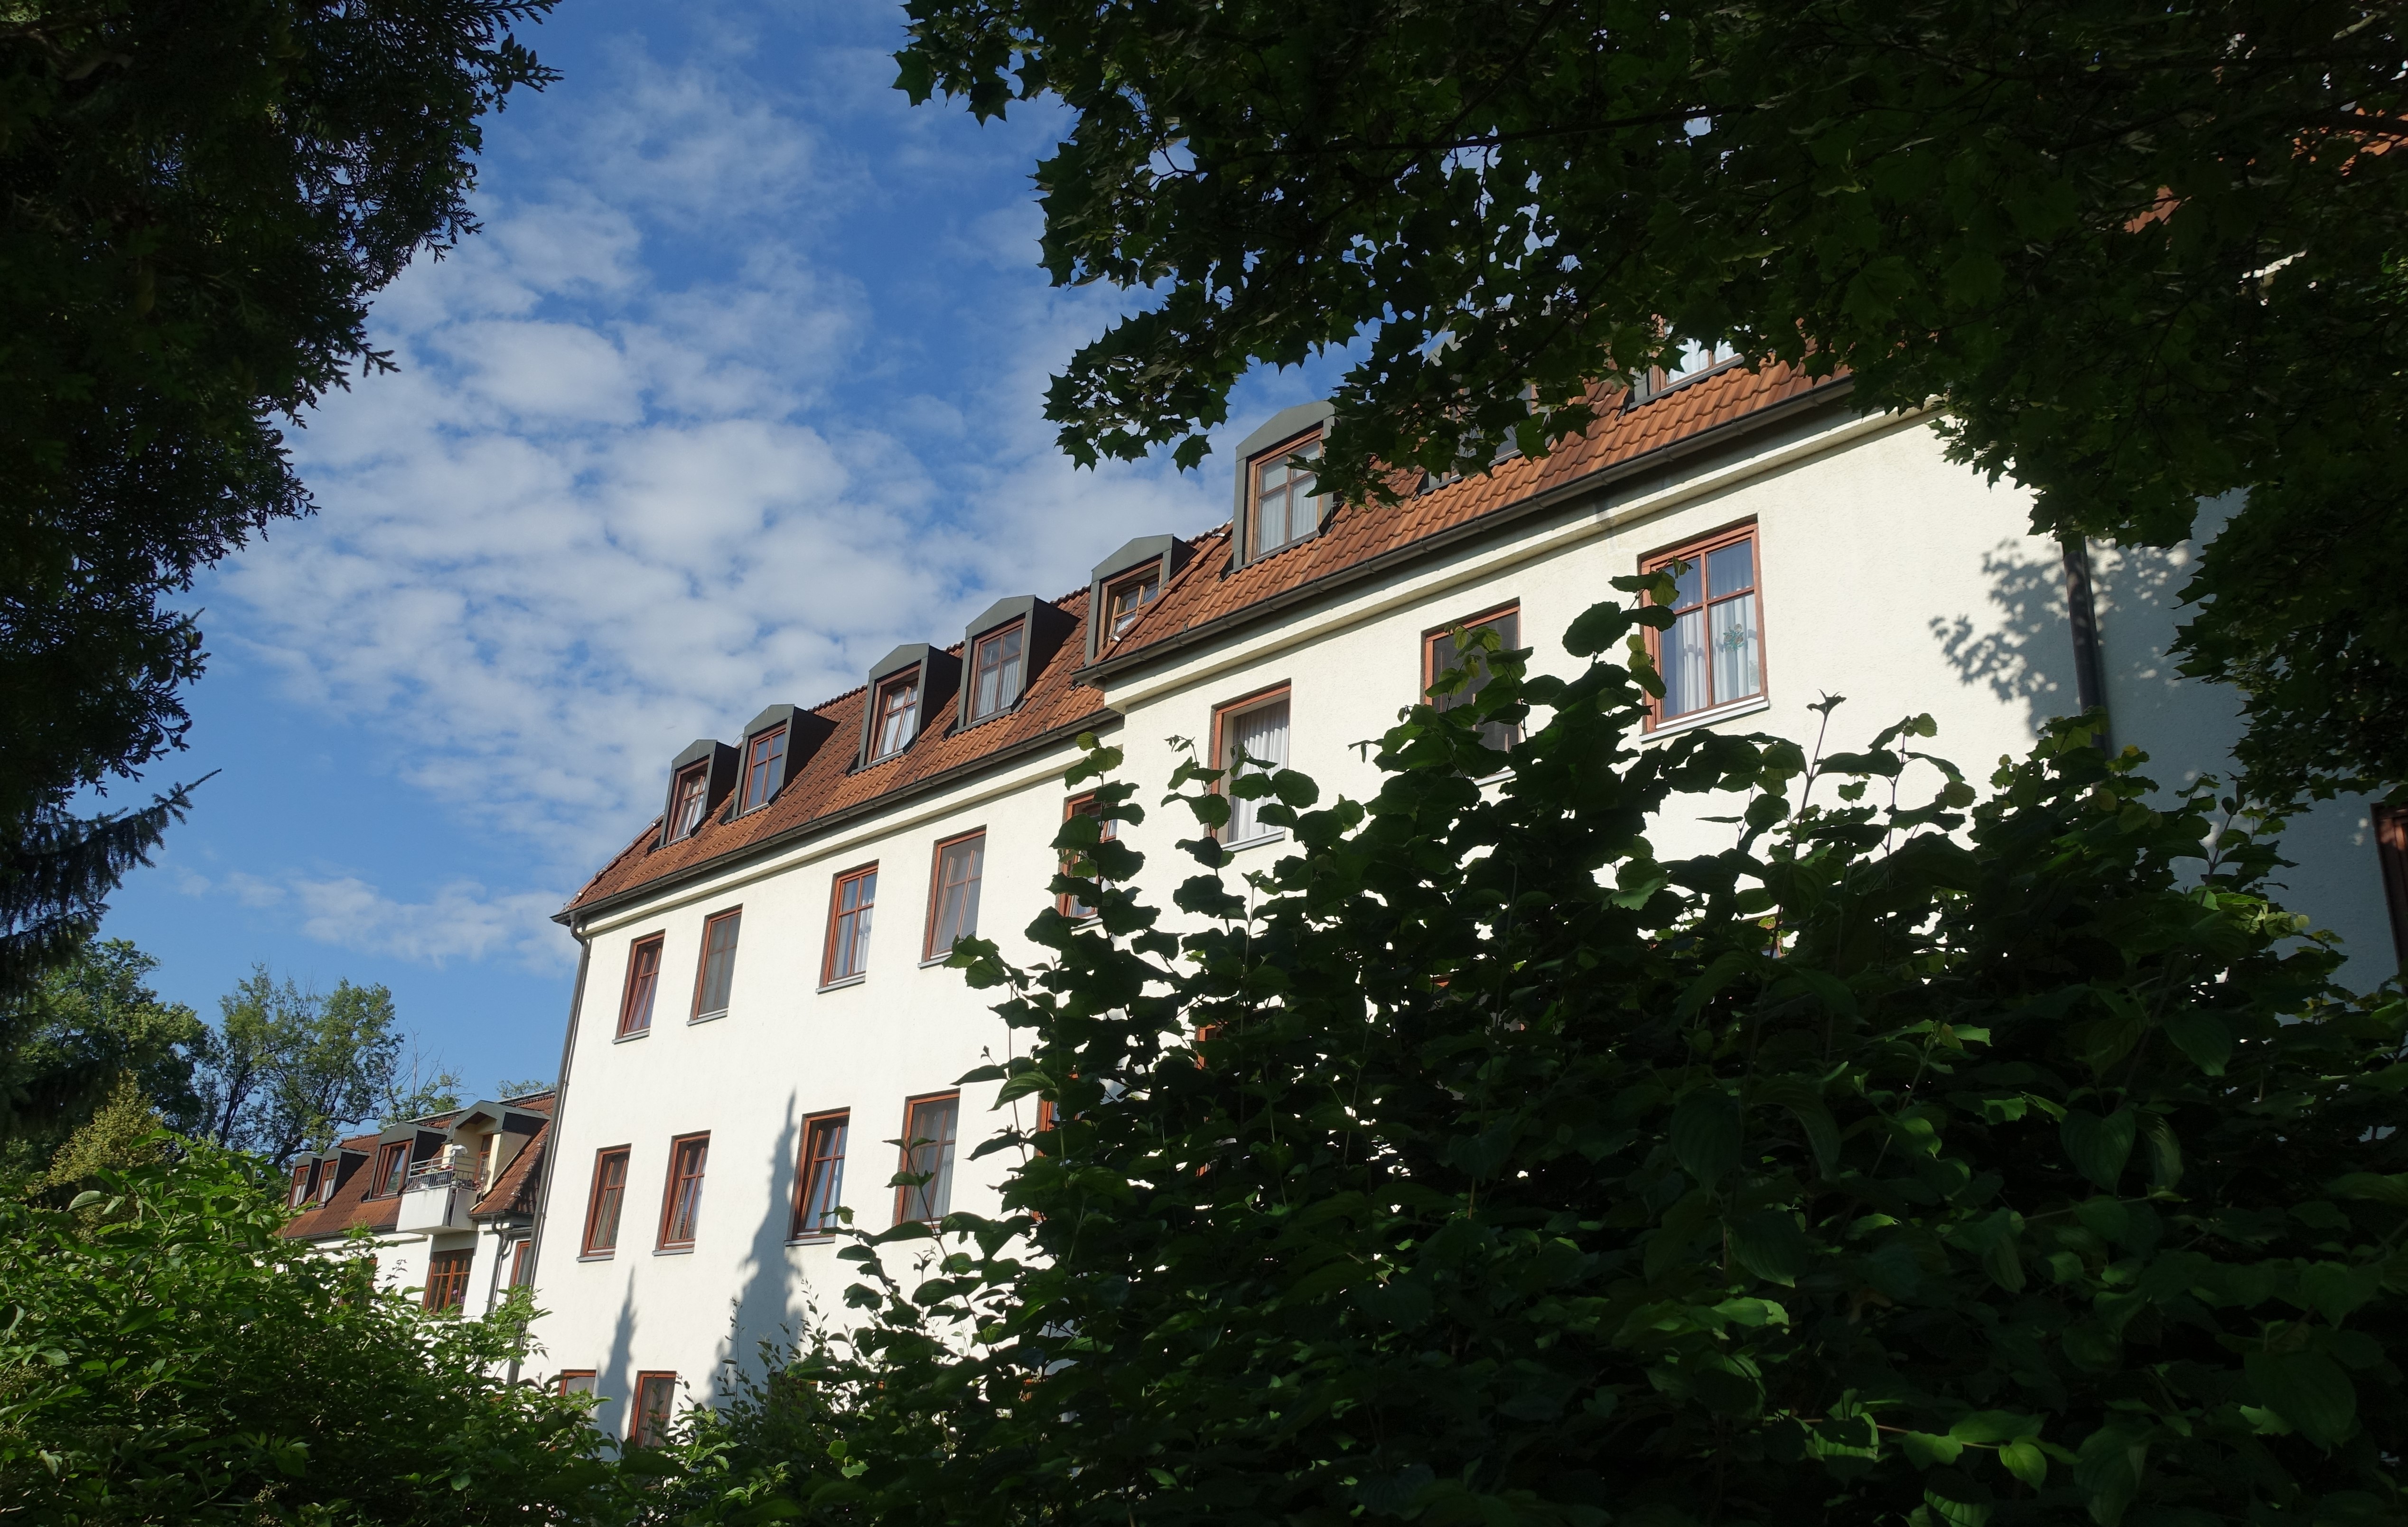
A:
[560,361,1842,919]
[564,586,1121,917]
[279,1096,555,1241]
[472,1115,548,1220]
[282,1128,401,1241]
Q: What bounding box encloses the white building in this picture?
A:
[522,361,2406,1441]
[280,1092,554,1319]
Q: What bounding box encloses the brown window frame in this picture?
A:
[1209,683,1293,844]
[657,1132,710,1250]
[667,761,710,840]
[820,863,878,987]
[2378,804,2408,970]
[1059,793,1119,920]
[509,1238,534,1287]
[1102,567,1162,643]
[616,933,664,1039]
[868,670,921,762]
[581,1145,630,1257]
[371,1141,408,1199]
[423,1248,474,1313]
[924,830,987,961]
[789,1109,850,1240]
[894,1091,961,1226]
[557,1369,597,1398]
[739,725,788,814]
[967,621,1027,723]
[1632,339,1744,404]
[690,907,742,1021]
[630,1372,678,1447]
[1423,602,1524,753]
[1639,522,1768,727]
[289,1163,312,1207]
[1246,429,1325,563]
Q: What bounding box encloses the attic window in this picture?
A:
[1249,432,1323,561]
[869,672,919,761]
[668,762,709,839]
[1103,568,1159,641]
[739,726,786,813]
[1634,339,1742,402]
[968,623,1026,722]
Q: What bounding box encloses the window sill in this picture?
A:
[1220,830,1287,856]
[786,1232,839,1247]
[613,1028,649,1044]
[654,1245,695,1257]
[919,951,966,969]
[817,973,866,993]
[577,1252,615,1263]
[689,1008,727,1025]
[1642,694,1771,741]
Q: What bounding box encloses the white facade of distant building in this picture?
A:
[523,377,2400,1440]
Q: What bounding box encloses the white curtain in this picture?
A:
[1661,608,1709,717]
[1710,592,1761,704]
[1225,698,1290,841]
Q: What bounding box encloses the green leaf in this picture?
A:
[1727,1209,1808,1285]
[2059,1108,2137,1191]
[2325,1172,2408,1207]
[1997,1439,2047,1487]
[1898,1431,1963,1466]
[2247,1349,2357,1447]
[2161,1011,2232,1075]
[1671,1091,1743,1183]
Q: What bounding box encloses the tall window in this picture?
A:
[582,1146,629,1255]
[791,1111,849,1238]
[668,762,709,839]
[740,726,788,812]
[558,1371,597,1398]
[1060,794,1119,920]
[658,1133,709,1248]
[1425,605,1522,753]
[691,909,741,1019]
[1645,527,1764,722]
[374,1141,409,1199]
[423,1248,473,1313]
[475,1131,499,1191]
[289,1164,312,1207]
[617,934,663,1038]
[869,672,920,760]
[631,1373,677,1447]
[969,623,1026,722]
[1217,691,1291,843]
[925,832,985,959]
[509,1238,534,1287]
[1103,568,1160,641]
[1249,433,1323,560]
[896,1094,960,1224]
[2378,804,2408,968]
[822,865,877,985]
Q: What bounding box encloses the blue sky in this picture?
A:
[97,0,1338,1099]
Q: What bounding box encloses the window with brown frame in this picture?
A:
[372,1141,408,1199]
[895,1093,960,1224]
[1213,688,1292,843]
[557,1370,597,1398]
[509,1238,534,1287]
[1059,794,1118,920]
[616,932,663,1038]
[691,909,741,1019]
[1248,431,1324,561]
[1032,1096,1057,1155]
[1643,526,1765,724]
[1425,605,1522,753]
[821,865,877,985]
[739,725,788,813]
[790,1110,849,1238]
[658,1133,709,1249]
[868,671,920,761]
[1633,339,1742,403]
[967,622,1027,722]
[1102,567,1162,642]
[582,1146,629,1255]
[475,1131,499,1192]
[2377,805,2408,970]
[423,1248,474,1313]
[630,1372,678,1447]
[667,761,710,839]
[924,832,985,960]
[289,1163,312,1207]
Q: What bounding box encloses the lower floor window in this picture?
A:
[423,1248,473,1313]
[896,1094,960,1224]
[631,1372,678,1447]
[1645,526,1764,723]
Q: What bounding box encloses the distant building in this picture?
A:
[523,361,2406,1441]
[280,1091,554,1319]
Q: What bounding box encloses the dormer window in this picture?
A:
[968,623,1026,722]
[1633,339,1743,403]
[1249,432,1323,561]
[870,672,919,761]
[739,726,786,813]
[1103,568,1160,641]
[669,762,709,839]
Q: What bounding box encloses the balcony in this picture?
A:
[396,1168,470,1234]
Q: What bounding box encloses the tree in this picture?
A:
[0,936,199,1179]
[191,967,408,1167]
[659,595,2408,1526]
[0,0,557,997]
[893,0,2408,797]
[0,1138,620,1522]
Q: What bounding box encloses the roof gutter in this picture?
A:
[1077,375,1858,689]
[558,708,1125,931]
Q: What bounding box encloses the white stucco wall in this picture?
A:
[525,409,2399,1434]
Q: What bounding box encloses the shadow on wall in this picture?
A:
[592,1276,639,1441]
[719,1102,805,1396]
